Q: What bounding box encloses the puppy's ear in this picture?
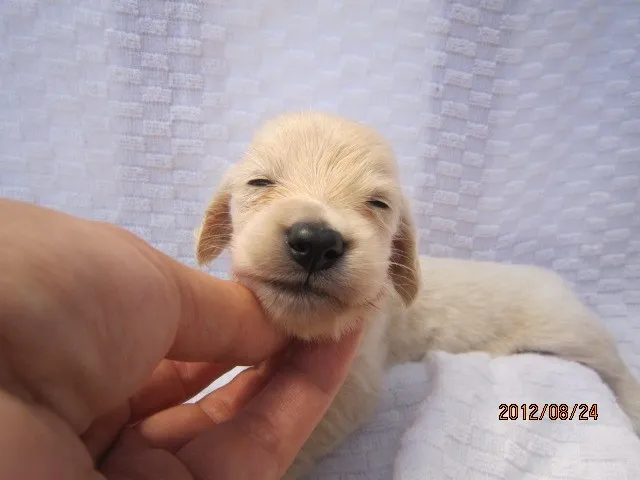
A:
[389,196,421,306]
[195,180,233,266]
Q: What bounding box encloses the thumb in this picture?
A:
[176,327,364,479]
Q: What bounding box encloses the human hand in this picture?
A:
[0,199,362,479]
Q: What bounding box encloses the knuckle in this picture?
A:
[200,396,234,424]
[236,408,283,466]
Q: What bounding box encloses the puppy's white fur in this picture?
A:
[196,112,640,479]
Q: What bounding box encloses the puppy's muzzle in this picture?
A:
[286,222,345,272]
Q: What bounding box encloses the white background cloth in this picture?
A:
[1,0,640,478]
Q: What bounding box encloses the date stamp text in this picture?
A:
[498,403,598,421]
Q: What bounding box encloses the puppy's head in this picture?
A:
[196,112,420,340]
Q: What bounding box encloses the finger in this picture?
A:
[128,361,232,423]
[135,361,274,452]
[98,429,195,480]
[176,328,363,479]
[164,262,288,365]
[83,361,232,463]
[0,200,288,433]
[105,217,288,365]
[81,403,131,462]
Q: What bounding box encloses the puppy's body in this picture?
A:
[287,257,640,478]
[196,112,640,479]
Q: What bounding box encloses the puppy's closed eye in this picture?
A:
[367,199,390,209]
[247,178,274,187]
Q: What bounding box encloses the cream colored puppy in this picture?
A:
[196,112,640,479]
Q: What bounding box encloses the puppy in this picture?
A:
[196,112,640,479]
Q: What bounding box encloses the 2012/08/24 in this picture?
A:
[498,403,599,421]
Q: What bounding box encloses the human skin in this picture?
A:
[0,199,362,479]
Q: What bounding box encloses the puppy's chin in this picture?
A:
[233,271,384,341]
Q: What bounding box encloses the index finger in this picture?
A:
[163,261,287,365]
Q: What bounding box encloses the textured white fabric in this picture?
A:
[307,353,640,480]
[1,0,640,477]
[392,353,640,480]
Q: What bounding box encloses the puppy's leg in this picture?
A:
[283,356,383,480]
[512,316,640,433]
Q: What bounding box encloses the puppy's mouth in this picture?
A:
[235,271,348,308]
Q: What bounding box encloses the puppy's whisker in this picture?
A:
[351,260,416,282]
[201,229,233,236]
[390,248,413,261]
[198,240,231,249]
[387,267,419,281]
[392,284,412,300]
[198,234,233,243]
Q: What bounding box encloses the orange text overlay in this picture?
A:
[498,403,598,421]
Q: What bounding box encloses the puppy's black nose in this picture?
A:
[286,222,344,272]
